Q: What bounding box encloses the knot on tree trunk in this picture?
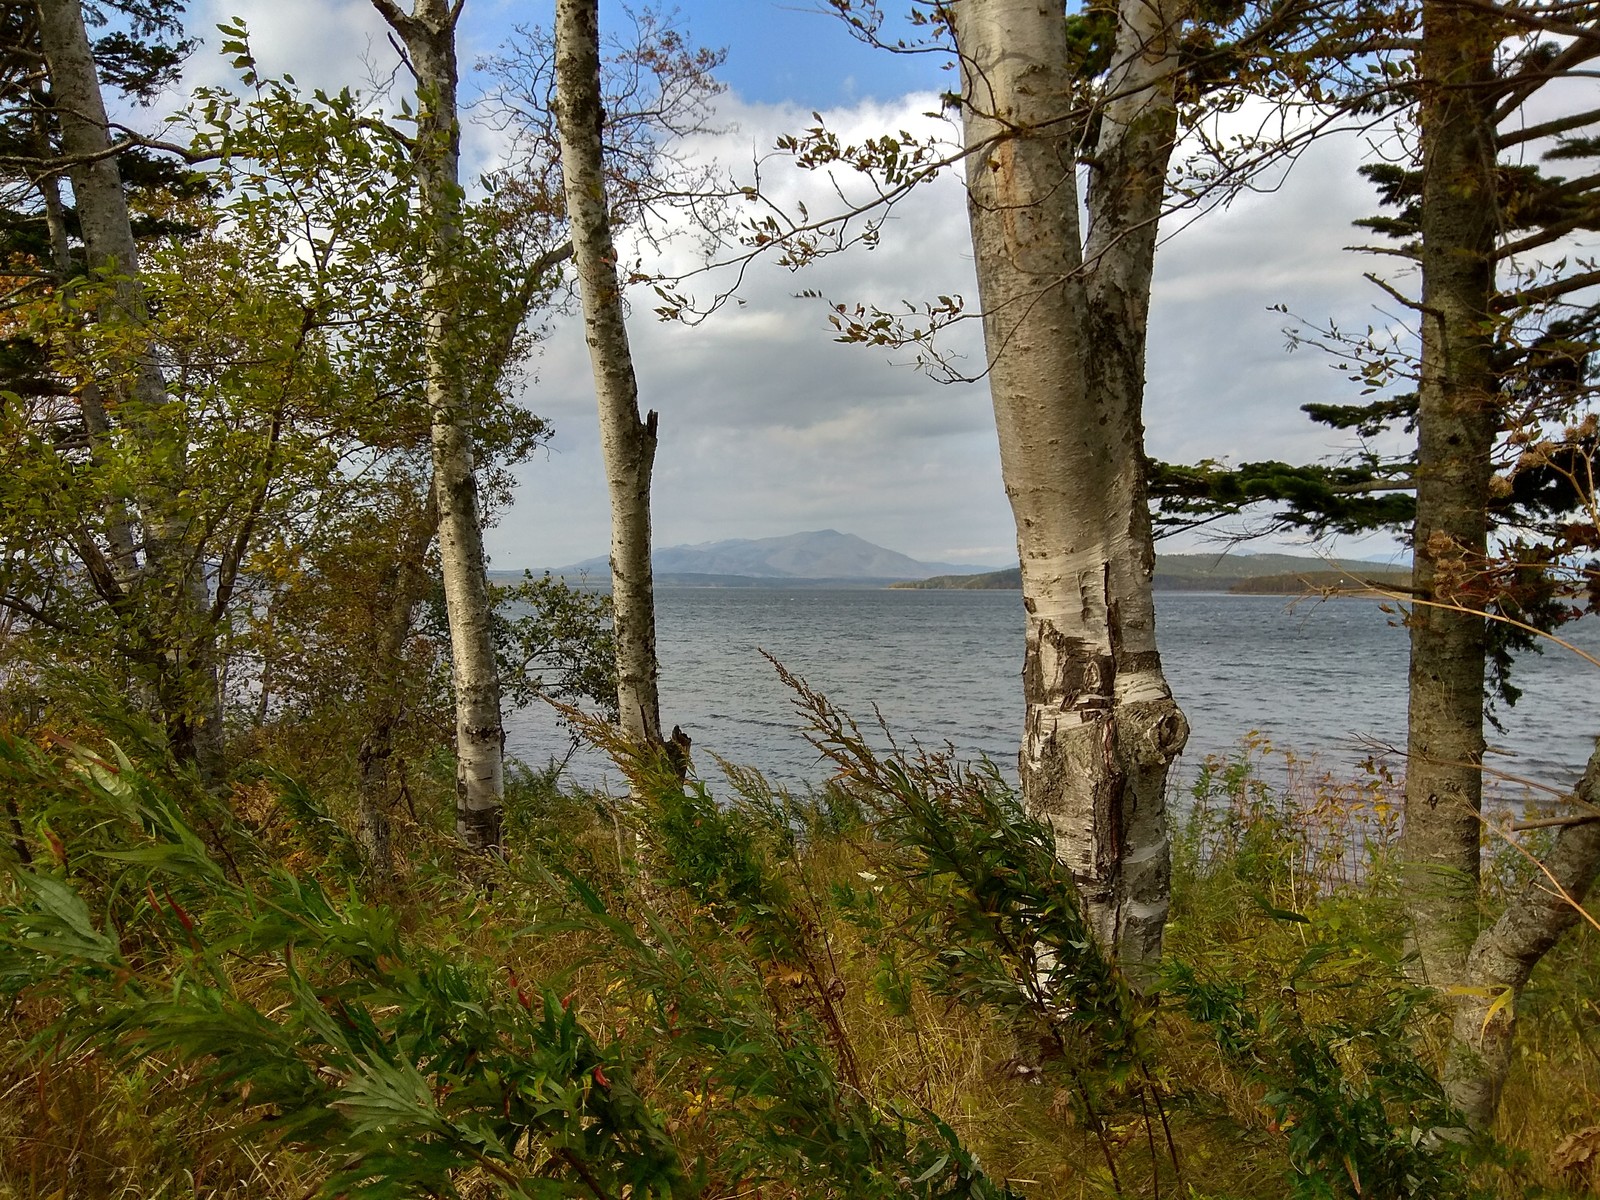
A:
[1117,698,1189,768]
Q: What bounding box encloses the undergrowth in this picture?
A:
[1,696,1596,1198]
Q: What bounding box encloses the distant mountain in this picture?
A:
[557,530,992,582]
[893,552,1411,592]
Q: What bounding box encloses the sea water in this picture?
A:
[502,588,1599,801]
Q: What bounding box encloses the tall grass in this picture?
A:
[1,704,1595,1198]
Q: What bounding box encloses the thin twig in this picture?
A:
[1512,813,1600,831]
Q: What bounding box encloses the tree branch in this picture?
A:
[0,592,69,632]
[368,0,414,33]
[1513,813,1600,831]
[2,131,218,176]
[1496,267,1600,309]
[1498,104,1600,148]
[1494,205,1600,262]
[1492,39,1600,126]
[1332,477,1417,493]
[1442,0,1600,48]
[1365,271,1432,315]
[529,238,574,278]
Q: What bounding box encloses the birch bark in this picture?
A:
[553,0,666,751]
[34,106,138,589]
[949,0,1188,979]
[372,0,506,853]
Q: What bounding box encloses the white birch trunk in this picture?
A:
[950,0,1187,981]
[374,0,506,852]
[553,0,666,751]
[35,116,138,591]
[37,0,222,776]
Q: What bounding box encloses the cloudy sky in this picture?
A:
[178,0,1417,569]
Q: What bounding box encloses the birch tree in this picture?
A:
[553,0,666,755]
[480,8,721,765]
[947,0,1190,978]
[31,0,223,774]
[371,0,507,854]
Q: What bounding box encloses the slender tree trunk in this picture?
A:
[1403,0,1500,987]
[1082,0,1191,973]
[373,0,506,854]
[553,0,665,751]
[34,105,138,588]
[1400,0,1600,1132]
[357,494,442,882]
[950,0,1188,982]
[37,0,223,777]
[1445,742,1600,1128]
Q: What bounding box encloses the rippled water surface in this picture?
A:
[504,588,1598,798]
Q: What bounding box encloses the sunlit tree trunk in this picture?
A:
[373,0,505,853]
[1402,0,1499,988]
[1081,0,1191,973]
[554,0,666,751]
[37,0,222,777]
[950,0,1188,982]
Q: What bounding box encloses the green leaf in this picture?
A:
[14,874,122,963]
[1252,892,1311,924]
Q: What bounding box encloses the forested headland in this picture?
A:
[1,0,1598,1197]
[892,553,1416,593]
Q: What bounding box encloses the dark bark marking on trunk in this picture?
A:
[457,803,504,855]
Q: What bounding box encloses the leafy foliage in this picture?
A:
[489,573,618,717]
[1165,745,1491,1199]
[0,732,689,1198]
[4,696,1595,1198]
[1150,457,1416,537]
[1169,962,1476,1200]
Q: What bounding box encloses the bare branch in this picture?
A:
[1492,38,1600,126]
[1496,267,1600,309]
[1364,271,1431,314]
[1497,103,1600,147]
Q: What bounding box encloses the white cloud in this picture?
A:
[490,91,1405,568]
[186,0,395,96]
[165,13,1408,567]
